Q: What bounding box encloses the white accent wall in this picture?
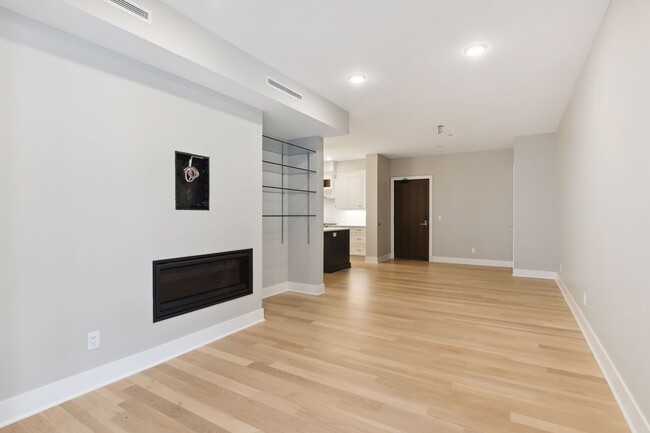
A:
[557,0,650,430]
[0,9,263,404]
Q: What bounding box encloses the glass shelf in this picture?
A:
[263,185,316,194]
[263,135,315,155]
[262,160,315,175]
[262,135,315,244]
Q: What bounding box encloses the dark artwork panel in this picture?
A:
[175,151,209,210]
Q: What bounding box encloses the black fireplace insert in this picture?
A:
[153,249,253,322]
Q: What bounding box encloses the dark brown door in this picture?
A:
[394,178,429,260]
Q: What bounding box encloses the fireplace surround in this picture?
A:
[152,249,253,322]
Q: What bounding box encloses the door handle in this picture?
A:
[420,221,428,226]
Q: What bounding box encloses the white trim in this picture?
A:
[365,254,391,264]
[556,277,650,433]
[512,269,557,280]
[432,256,513,268]
[288,282,325,296]
[391,175,434,260]
[262,282,325,298]
[262,282,289,299]
[0,309,264,429]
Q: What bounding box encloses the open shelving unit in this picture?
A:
[262,135,316,243]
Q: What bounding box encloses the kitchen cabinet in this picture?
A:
[348,227,366,256]
[334,173,365,209]
[324,229,351,273]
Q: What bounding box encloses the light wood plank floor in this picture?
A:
[3,259,629,433]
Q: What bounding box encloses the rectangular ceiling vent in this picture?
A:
[101,0,152,24]
[266,77,303,102]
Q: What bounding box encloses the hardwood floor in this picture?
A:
[3,259,629,433]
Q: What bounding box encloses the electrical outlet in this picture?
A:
[560,263,563,272]
[88,330,100,351]
[583,293,587,307]
[471,248,476,254]
[437,215,443,221]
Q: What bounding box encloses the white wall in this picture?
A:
[335,159,365,173]
[513,133,557,273]
[0,11,263,403]
[557,0,650,429]
[391,150,513,262]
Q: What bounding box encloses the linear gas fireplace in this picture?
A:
[153,249,253,322]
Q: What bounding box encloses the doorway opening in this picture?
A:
[391,176,432,261]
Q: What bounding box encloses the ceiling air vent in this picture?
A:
[101,0,152,24]
[266,77,303,102]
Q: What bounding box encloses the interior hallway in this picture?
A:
[2,259,628,433]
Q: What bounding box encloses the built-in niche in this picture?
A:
[175,151,209,210]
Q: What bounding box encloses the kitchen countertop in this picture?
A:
[324,227,350,232]
[324,225,366,228]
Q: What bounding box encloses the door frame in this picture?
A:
[390,175,433,261]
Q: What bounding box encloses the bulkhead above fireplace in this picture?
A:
[152,249,253,322]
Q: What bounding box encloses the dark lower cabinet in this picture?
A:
[324,229,351,273]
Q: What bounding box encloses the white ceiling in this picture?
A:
[160,0,609,160]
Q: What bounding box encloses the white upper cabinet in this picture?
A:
[335,172,366,209]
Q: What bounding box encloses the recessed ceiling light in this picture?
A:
[464,44,488,57]
[348,74,367,84]
[325,157,332,161]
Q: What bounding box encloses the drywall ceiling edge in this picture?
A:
[0,0,349,139]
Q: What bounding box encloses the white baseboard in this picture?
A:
[262,282,325,298]
[288,282,325,296]
[365,254,391,264]
[0,309,265,429]
[512,269,558,280]
[262,282,289,299]
[556,277,650,433]
[431,256,513,268]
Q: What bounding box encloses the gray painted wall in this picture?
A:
[513,133,557,272]
[557,0,650,423]
[365,154,391,260]
[262,149,289,288]
[288,137,324,287]
[391,150,513,262]
[0,13,263,400]
[365,155,379,257]
[377,155,392,257]
[262,139,324,289]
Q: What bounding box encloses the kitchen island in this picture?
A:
[324,227,351,273]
